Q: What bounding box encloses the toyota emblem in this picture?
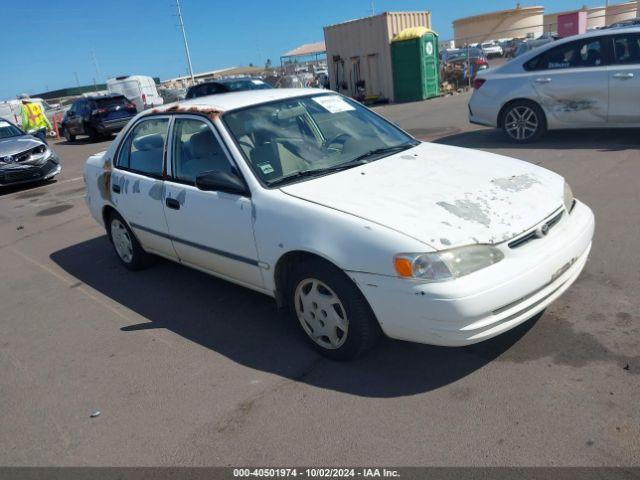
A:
[536,223,550,238]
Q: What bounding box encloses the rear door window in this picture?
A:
[116,118,169,177]
[96,96,128,108]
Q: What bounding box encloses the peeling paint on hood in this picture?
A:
[280,142,565,250]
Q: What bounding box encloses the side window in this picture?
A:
[526,39,604,71]
[171,118,234,184]
[613,34,640,64]
[116,118,169,177]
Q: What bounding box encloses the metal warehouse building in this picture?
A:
[323,11,431,103]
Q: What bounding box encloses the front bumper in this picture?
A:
[349,200,595,346]
[0,157,61,187]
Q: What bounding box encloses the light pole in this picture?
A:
[176,0,195,85]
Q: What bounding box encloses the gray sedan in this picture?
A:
[0,120,61,187]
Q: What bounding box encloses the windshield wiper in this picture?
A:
[267,141,419,188]
[349,141,419,163]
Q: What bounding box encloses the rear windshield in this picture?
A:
[95,96,128,108]
[0,120,23,139]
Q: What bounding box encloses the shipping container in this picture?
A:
[323,11,431,103]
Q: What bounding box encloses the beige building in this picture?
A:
[453,5,544,45]
[323,11,431,103]
[605,1,639,25]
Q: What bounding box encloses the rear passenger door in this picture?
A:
[608,33,640,124]
[112,117,177,258]
[163,115,263,289]
[526,37,609,125]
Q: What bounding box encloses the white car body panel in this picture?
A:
[84,89,595,347]
[469,27,640,130]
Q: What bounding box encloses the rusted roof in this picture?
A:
[282,41,326,58]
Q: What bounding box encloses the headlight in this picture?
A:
[563,181,574,213]
[29,145,52,162]
[394,245,504,282]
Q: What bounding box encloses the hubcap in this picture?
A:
[111,219,133,264]
[294,278,348,349]
[505,106,538,140]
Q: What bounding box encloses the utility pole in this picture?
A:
[74,72,80,87]
[370,0,375,16]
[175,0,195,85]
[91,49,102,83]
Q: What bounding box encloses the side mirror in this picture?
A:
[195,170,248,196]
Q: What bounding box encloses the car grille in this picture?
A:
[508,210,564,249]
[1,160,57,184]
[2,145,47,164]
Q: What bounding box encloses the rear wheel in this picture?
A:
[288,258,381,360]
[108,211,152,270]
[63,127,75,142]
[501,100,546,143]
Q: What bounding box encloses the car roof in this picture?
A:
[147,88,328,114]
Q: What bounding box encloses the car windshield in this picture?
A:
[0,120,23,139]
[223,94,418,186]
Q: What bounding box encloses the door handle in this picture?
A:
[165,197,180,210]
[613,72,634,79]
[535,78,552,84]
[112,184,121,194]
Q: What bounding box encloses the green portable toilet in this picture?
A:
[391,27,440,102]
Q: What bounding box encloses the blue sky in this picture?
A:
[3,0,611,99]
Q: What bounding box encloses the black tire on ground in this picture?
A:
[107,211,153,271]
[501,100,547,143]
[63,127,75,142]
[287,257,381,360]
[88,126,101,142]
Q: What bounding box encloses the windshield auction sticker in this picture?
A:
[312,96,355,113]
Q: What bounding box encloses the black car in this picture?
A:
[185,78,271,99]
[60,94,137,142]
[0,119,61,187]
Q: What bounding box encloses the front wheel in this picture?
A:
[501,101,546,143]
[289,258,381,360]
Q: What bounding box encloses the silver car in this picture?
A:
[0,119,61,187]
[469,28,640,142]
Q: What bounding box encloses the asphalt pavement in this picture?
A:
[0,92,638,466]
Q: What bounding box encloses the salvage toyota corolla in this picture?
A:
[84,89,594,359]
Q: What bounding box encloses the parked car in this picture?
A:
[441,48,489,83]
[185,78,272,99]
[606,18,640,29]
[84,89,594,359]
[107,75,164,112]
[469,28,640,142]
[481,42,504,58]
[0,118,61,187]
[513,37,556,58]
[61,94,137,142]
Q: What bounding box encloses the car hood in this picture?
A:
[0,135,43,157]
[280,142,565,250]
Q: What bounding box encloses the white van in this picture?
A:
[0,100,21,125]
[106,75,163,112]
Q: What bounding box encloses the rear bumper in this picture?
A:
[350,200,595,346]
[468,90,501,127]
[96,118,133,133]
[0,157,61,187]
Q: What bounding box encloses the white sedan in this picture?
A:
[469,28,640,142]
[84,89,594,359]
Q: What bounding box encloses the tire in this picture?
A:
[63,127,75,142]
[88,126,101,142]
[288,257,381,360]
[501,100,546,143]
[107,211,152,271]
